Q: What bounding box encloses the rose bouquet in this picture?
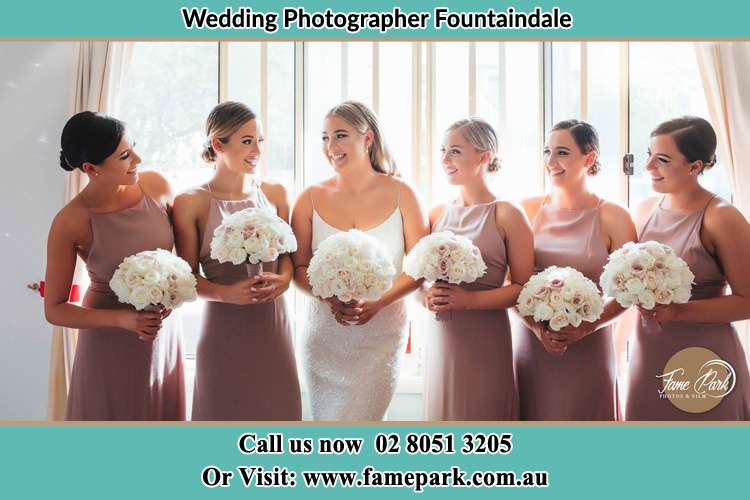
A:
[210,207,297,276]
[599,241,693,310]
[404,231,487,320]
[307,229,395,304]
[109,249,197,311]
[517,266,604,332]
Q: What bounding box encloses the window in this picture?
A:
[119,41,734,419]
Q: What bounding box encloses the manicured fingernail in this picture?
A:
[250,287,256,291]
[251,298,257,303]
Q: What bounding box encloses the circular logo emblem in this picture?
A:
[657,347,736,413]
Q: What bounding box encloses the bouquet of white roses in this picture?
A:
[307,229,395,303]
[599,241,693,310]
[404,231,487,284]
[210,207,297,275]
[109,249,197,311]
[517,266,604,332]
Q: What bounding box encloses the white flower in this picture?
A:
[109,249,197,311]
[307,229,395,302]
[601,241,692,309]
[518,265,603,330]
[404,231,486,284]
[210,207,297,266]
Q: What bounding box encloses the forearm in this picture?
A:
[292,264,314,297]
[592,299,627,331]
[277,254,293,283]
[468,283,523,311]
[378,273,421,308]
[673,294,750,323]
[45,302,121,330]
[196,274,228,302]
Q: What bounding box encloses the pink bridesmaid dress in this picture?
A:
[625,196,750,420]
[191,182,301,421]
[514,197,618,420]
[425,201,519,420]
[66,188,185,421]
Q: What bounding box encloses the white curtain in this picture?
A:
[48,41,134,420]
[695,42,750,365]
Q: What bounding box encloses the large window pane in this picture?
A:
[586,42,624,204]
[119,42,219,361]
[629,42,731,206]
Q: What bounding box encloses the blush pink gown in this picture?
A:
[513,198,618,420]
[425,202,519,420]
[66,190,185,421]
[191,184,301,420]
[625,196,750,420]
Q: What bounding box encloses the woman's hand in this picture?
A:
[115,309,163,341]
[249,272,291,304]
[218,277,264,305]
[530,321,567,356]
[555,321,597,347]
[324,297,385,326]
[425,282,474,313]
[637,304,681,323]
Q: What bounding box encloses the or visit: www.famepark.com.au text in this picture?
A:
[234,465,549,492]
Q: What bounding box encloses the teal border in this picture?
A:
[1,0,748,39]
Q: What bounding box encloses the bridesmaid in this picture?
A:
[173,102,301,420]
[45,111,184,420]
[515,119,637,421]
[423,118,534,420]
[626,116,750,420]
[291,101,428,420]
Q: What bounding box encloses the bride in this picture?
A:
[291,100,428,420]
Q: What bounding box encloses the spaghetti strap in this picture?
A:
[701,194,717,214]
[309,189,317,212]
[657,195,667,208]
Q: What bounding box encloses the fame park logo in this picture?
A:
[656,347,736,413]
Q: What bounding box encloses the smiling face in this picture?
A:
[543,129,594,188]
[83,133,141,185]
[321,115,371,172]
[645,133,699,193]
[214,118,263,175]
[440,128,488,185]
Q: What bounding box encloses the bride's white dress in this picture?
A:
[301,204,408,421]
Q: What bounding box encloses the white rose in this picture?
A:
[638,289,656,310]
[549,311,569,331]
[533,302,554,322]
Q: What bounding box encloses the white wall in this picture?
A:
[0,42,76,420]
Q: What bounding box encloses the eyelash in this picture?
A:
[322,133,348,142]
[543,149,568,156]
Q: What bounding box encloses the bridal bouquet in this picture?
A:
[517,266,604,331]
[307,229,395,303]
[210,207,297,275]
[403,231,487,284]
[109,249,197,311]
[599,241,693,309]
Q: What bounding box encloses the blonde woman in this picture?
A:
[423,118,534,420]
[292,101,428,420]
[173,102,300,420]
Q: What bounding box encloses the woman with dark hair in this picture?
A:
[626,116,750,420]
[514,119,637,420]
[172,101,301,421]
[45,111,184,421]
[292,101,428,420]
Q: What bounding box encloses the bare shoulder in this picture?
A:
[428,203,448,227]
[494,200,527,221]
[259,180,289,207]
[634,196,660,221]
[520,195,545,220]
[391,176,421,206]
[138,171,172,200]
[599,199,633,224]
[704,196,748,231]
[292,185,315,214]
[173,185,210,216]
[49,196,89,242]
